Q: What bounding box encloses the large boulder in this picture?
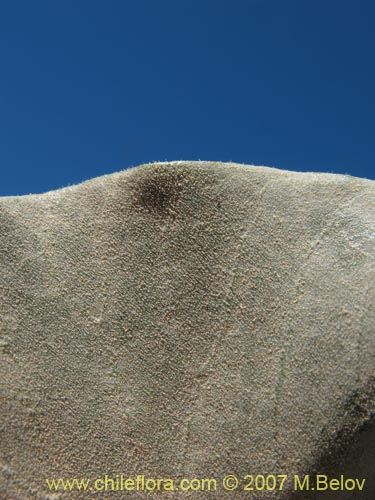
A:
[1,161,374,499]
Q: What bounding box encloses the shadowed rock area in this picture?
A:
[0,161,374,499]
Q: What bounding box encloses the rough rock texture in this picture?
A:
[1,161,374,500]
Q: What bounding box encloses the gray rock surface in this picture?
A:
[1,161,374,499]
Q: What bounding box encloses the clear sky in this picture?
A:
[1,0,374,195]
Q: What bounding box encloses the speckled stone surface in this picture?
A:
[1,161,374,499]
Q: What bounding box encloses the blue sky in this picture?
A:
[1,0,374,195]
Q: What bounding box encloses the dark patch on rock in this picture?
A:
[131,165,187,219]
[317,376,375,469]
[289,378,375,499]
